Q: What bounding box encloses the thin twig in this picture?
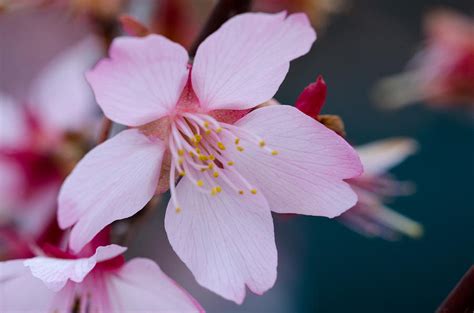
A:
[437,266,474,313]
[188,0,252,57]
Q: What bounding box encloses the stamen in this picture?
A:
[169,159,182,213]
[217,142,226,150]
[169,113,270,200]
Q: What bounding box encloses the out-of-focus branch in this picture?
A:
[188,0,252,57]
[437,266,474,313]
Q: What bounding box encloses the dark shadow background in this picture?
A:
[129,1,474,312]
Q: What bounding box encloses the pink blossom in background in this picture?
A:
[374,9,474,110]
[340,138,423,240]
[0,37,102,257]
[0,231,203,312]
[58,12,363,303]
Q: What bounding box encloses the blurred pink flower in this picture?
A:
[0,37,101,249]
[0,237,203,312]
[58,12,362,303]
[374,9,474,110]
[340,138,423,240]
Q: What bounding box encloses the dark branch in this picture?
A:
[188,0,252,57]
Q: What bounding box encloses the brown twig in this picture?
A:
[437,266,474,313]
[188,0,252,57]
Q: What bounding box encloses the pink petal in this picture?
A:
[86,35,189,127]
[28,36,102,135]
[58,129,164,252]
[165,178,277,304]
[229,105,363,218]
[356,138,418,176]
[192,12,316,111]
[23,244,126,292]
[105,258,204,312]
[0,259,56,312]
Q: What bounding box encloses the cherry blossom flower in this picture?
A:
[59,12,363,303]
[374,9,474,110]
[0,37,101,252]
[339,138,423,240]
[0,237,203,312]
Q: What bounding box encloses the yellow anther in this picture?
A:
[259,140,266,148]
[211,188,218,196]
[197,180,204,187]
[175,207,182,213]
[178,149,185,156]
[199,155,208,161]
[208,163,214,170]
[215,186,222,193]
[216,127,222,133]
[250,189,257,195]
[203,121,210,128]
[217,142,226,150]
[178,158,184,165]
[205,129,211,135]
[196,148,201,154]
[194,134,202,143]
[227,161,234,166]
[200,168,207,172]
[189,151,195,157]
[234,138,240,145]
[236,146,244,152]
[271,150,279,156]
[209,154,215,161]
[179,171,186,176]
[238,190,244,195]
[213,171,219,178]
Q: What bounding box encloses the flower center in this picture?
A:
[168,112,278,213]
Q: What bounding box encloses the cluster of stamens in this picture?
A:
[168,113,278,213]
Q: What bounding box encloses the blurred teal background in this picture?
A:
[129,0,474,312]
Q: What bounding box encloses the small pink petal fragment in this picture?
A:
[356,137,418,176]
[23,244,126,292]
